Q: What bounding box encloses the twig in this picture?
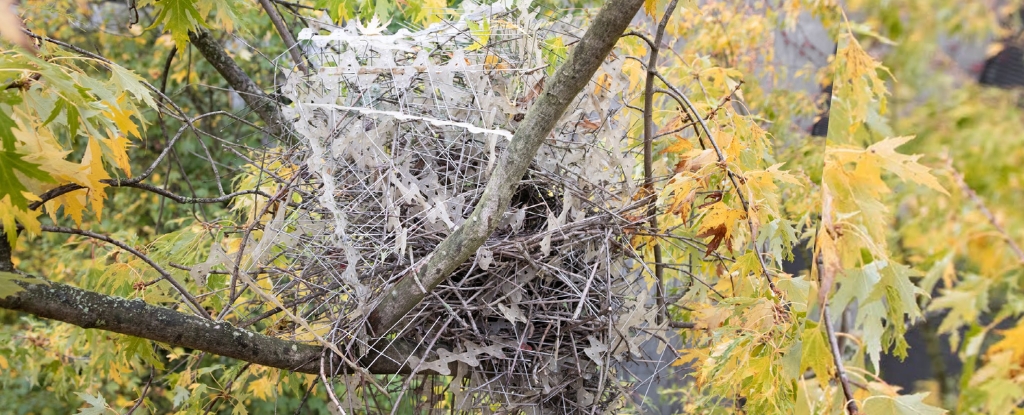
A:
[321,352,349,415]
[642,0,680,325]
[668,321,695,329]
[39,225,210,319]
[823,305,859,414]
[949,162,1024,263]
[123,366,155,415]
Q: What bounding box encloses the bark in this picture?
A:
[187,30,290,137]
[258,0,308,75]
[0,272,449,375]
[367,0,645,333]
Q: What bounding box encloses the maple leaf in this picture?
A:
[149,0,206,51]
[644,0,658,16]
[800,323,833,389]
[104,95,141,139]
[0,150,53,209]
[696,202,746,255]
[865,136,948,195]
[0,195,40,245]
[108,63,158,111]
[0,271,38,300]
[74,392,108,415]
[79,137,111,219]
[987,318,1024,366]
[102,133,134,177]
[861,393,946,415]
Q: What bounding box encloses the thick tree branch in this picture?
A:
[367,0,646,333]
[0,272,448,376]
[187,30,290,138]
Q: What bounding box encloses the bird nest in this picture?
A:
[269,5,668,413]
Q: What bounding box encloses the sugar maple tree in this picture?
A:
[0,0,1019,414]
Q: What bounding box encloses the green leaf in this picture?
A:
[171,385,190,408]
[0,91,22,152]
[74,392,108,415]
[108,64,158,112]
[799,322,833,389]
[0,150,55,209]
[149,0,206,51]
[861,393,946,415]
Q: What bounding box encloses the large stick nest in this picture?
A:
[267,5,669,413]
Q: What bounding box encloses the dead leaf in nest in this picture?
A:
[575,118,602,132]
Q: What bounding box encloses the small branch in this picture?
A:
[39,225,209,319]
[823,305,859,414]
[258,0,309,75]
[621,31,655,49]
[271,0,320,10]
[123,367,155,415]
[159,46,177,98]
[642,0,680,325]
[668,320,695,329]
[949,163,1024,263]
[29,181,270,211]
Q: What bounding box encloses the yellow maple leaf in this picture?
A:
[248,376,275,400]
[644,0,658,17]
[80,137,110,220]
[43,190,88,226]
[104,95,141,139]
[662,173,698,219]
[102,133,133,177]
[865,136,948,195]
[0,196,41,245]
[988,319,1024,365]
[697,202,746,255]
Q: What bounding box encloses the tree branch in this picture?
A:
[823,305,859,414]
[366,0,646,334]
[258,0,308,75]
[0,272,450,376]
[642,0,680,325]
[187,29,291,138]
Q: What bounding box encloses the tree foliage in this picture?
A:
[0,0,1021,413]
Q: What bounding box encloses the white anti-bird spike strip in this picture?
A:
[300,103,515,140]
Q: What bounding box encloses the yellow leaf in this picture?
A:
[0,196,41,245]
[989,319,1024,365]
[865,136,948,195]
[102,134,133,177]
[80,137,110,219]
[697,202,746,254]
[248,376,275,400]
[104,95,141,139]
[43,190,88,226]
[644,0,658,17]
